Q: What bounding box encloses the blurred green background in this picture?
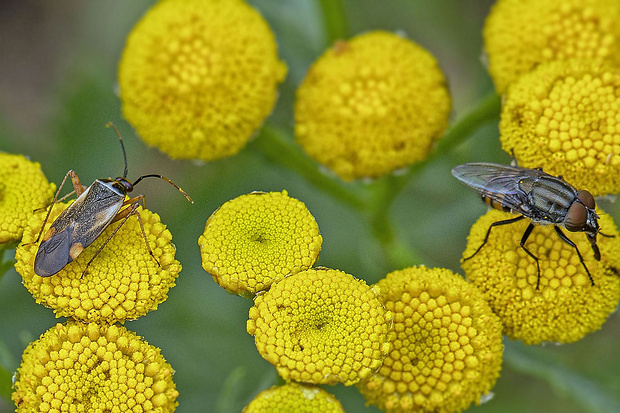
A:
[1,1,619,412]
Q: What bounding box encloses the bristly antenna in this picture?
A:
[133,174,194,203]
[105,122,129,179]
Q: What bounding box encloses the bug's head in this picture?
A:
[113,177,134,194]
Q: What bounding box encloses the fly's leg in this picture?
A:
[518,223,542,289]
[31,170,86,245]
[464,215,526,261]
[554,226,595,286]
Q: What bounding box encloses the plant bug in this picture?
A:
[452,162,611,289]
[33,123,193,277]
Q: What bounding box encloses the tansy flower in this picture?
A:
[243,383,344,413]
[500,60,620,195]
[118,0,287,161]
[12,321,178,412]
[14,201,182,324]
[357,266,503,413]
[484,0,620,93]
[461,209,620,344]
[295,31,451,181]
[198,191,322,296]
[246,268,392,386]
[0,153,55,247]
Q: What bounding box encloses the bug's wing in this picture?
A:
[34,224,75,277]
[451,163,544,214]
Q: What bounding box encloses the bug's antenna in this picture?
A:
[105,122,129,179]
[133,174,194,203]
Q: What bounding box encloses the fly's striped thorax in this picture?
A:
[519,175,577,222]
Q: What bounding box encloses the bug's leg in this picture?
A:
[517,223,541,289]
[599,231,614,238]
[112,197,160,267]
[464,215,526,261]
[554,227,595,286]
[31,170,83,245]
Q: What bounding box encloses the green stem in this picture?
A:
[318,0,349,45]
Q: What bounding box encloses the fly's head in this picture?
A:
[564,189,601,260]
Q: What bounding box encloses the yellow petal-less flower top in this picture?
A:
[15,201,182,324]
[462,209,620,344]
[295,31,451,181]
[243,383,344,413]
[12,322,178,413]
[358,266,503,413]
[484,0,620,93]
[0,153,55,246]
[119,0,287,161]
[247,268,392,386]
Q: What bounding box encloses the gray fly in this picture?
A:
[452,162,608,289]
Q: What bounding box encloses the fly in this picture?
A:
[452,162,608,289]
[33,123,193,277]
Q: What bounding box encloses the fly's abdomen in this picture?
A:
[482,194,514,213]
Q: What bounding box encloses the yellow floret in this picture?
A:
[462,209,620,344]
[357,266,503,413]
[500,60,620,195]
[243,382,344,413]
[0,153,55,246]
[295,31,451,181]
[119,0,287,161]
[12,321,178,412]
[484,0,620,93]
[14,200,181,323]
[247,268,392,385]
[198,191,322,296]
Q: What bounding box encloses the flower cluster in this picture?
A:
[198,191,322,296]
[295,31,451,181]
[461,209,620,344]
[243,382,345,413]
[119,0,286,161]
[12,322,178,412]
[0,153,55,247]
[358,267,503,413]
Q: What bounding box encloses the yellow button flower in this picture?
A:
[14,201,182,323]
[462,209,620,344]
[295,31,451,181]
[500,60,620,195]
[119,0,287,161]
[243,383,344,413]
[12,321,178,412]
[358,266,503,413]
[247,268,391,386]
[484,0,620,93]
[198,191,322,296]
[0,153,55,247]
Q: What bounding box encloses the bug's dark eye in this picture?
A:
[565,202,587,232]
[577,190,595,209]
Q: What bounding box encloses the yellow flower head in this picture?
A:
[484,0,620,93]
[358,266,503,413]
[295,31,451,181]
[119,0,287,161]
[0,153,55,247]
[243,383,344,413]
[462,209,620,344]
[246,268,392,386]
[198,191,322,296]
[14,201,182,323]
[12,321,178,412]
[500,60,620,195]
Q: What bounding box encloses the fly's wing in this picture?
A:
[34,181,124,276]
[451,163,548,215]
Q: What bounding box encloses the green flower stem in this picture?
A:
[318,0,349,45]
[253,126,366,211]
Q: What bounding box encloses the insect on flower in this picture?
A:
[452,162,609,289]
[33,123,193,277]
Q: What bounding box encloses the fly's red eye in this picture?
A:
[565,202,587,232]
[577,190,595,209]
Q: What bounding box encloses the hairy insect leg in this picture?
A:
[554,227,595,286]
[32,170,86,244]
[464,215,526,261]
[517,223,542,289]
